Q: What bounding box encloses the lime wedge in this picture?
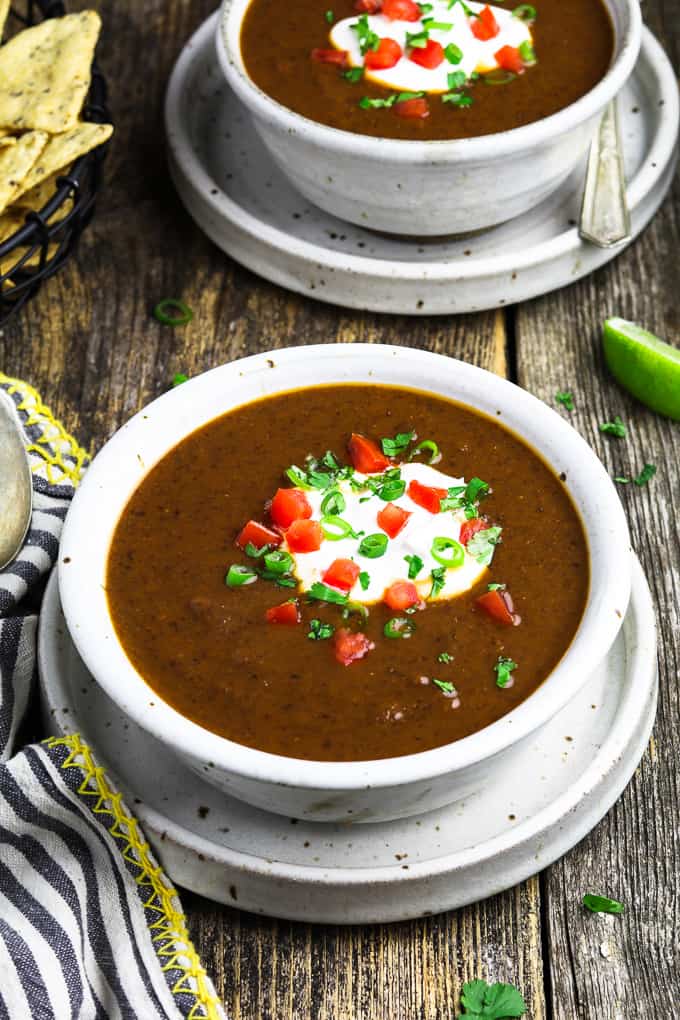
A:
[603,317,680,421]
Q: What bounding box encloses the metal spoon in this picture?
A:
[0,389,32,570]
[579,98,632,248]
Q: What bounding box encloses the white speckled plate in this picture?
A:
[39,556,656,924]
[164,14,678,315]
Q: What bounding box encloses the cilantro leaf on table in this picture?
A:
[457,978,527,1019]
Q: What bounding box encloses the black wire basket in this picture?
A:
[0,0,111,324]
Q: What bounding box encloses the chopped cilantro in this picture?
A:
[444,42,463,64]
[325,8,334,22]
[344,67,364,83]
[518,39,536,64]
[432,678,456,694]
[307,582,349,606]
[487,582,506,591]
[447,71,467,89]
[405,553,424,579]
[634,463,656,486]
[467,526,502,567]
[359,95,396,110]
[555,390,575,412]
[458,978,527,1018]
[583,893,624,914]
[381,430,416,457]
[172,373,188,387]
[422,18,453,30]
[437,651,454,663]
[352,14,380,54]
[494,656,517,689]
[430,566,446,598]
[599,416,627,438]
[359,570,371,591]
[405,29,430,48]
[308,619,335,640]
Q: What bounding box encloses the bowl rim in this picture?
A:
[59,344,632,791]
[216,0,642,159]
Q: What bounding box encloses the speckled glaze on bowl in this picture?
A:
[59,345,632,823]
[215,0,641,235]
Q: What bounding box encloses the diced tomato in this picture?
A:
[347,433,390,473]
[407,479,447,514]
[364,37,402,70]
[408,39,444,69]
[470,5,500,40]
[395,97,430,119]
[459,517,486,546]
[322,558,360,591]
[494,44,524,74]
[285,519,323,553]
[475,590,515,626]
[377,502,411,538]
[265,601,301,625]
[355,0,382,10]
[382,0,420,20]
[333,628,375,665]
[311,48,349,67]
[270,487,312,529]
[236,519,282,550]
[384,580,419,610]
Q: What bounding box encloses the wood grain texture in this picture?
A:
[0,0,678,1016]
[515,156,680,1020]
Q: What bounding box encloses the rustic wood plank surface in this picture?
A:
[0,0,677,1017]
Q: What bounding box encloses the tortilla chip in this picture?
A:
[14,122,113,199]
[0,12,101,133]
[0,1,9,43]
[0,131,48,214]
[1,243,58,277]
[15,173,73,214]
[0,208,25,243]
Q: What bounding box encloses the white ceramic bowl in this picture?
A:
[59,345,632,823]
[215,0,641,236]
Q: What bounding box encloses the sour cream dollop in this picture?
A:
[330,0,532,94]
[283,462,493,604]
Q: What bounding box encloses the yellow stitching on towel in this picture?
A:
[0,373,89,486]
[43,734,223,1020]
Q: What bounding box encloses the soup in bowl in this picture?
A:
[59,346,631,822]
[215,0,641,234]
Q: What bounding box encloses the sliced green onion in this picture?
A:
[384,616,416,639]
[342,601,369,622]
[406,29,429,48]
[432,678,456,694]
[443,92,473,107]
[153,298,193,326]
[519,39,536,64]
[321,488,346,516]
[244,542,273,559]
[465,477,489,503]
[285,465,314,491]
[409,439,440,464]
[320,515,361,541]
[447,71,466,90]
[513,3,536,22]
[172,373,188,387]
[325,8,334,22]
[445,42,463,64]
[358,533,388,558]
[344,67,364,83]
[225,564,257,587]
[307,582,349,605]
[431,536,465,568]
[263,550,294,575]
[483,69,516,85]
[378,478,406,501]
[422,19,453,30]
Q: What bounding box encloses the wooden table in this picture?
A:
[3,0,679,1015]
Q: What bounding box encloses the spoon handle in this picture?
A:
[579,98,632,249]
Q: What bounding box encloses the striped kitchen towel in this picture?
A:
[0,374,225,1020]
